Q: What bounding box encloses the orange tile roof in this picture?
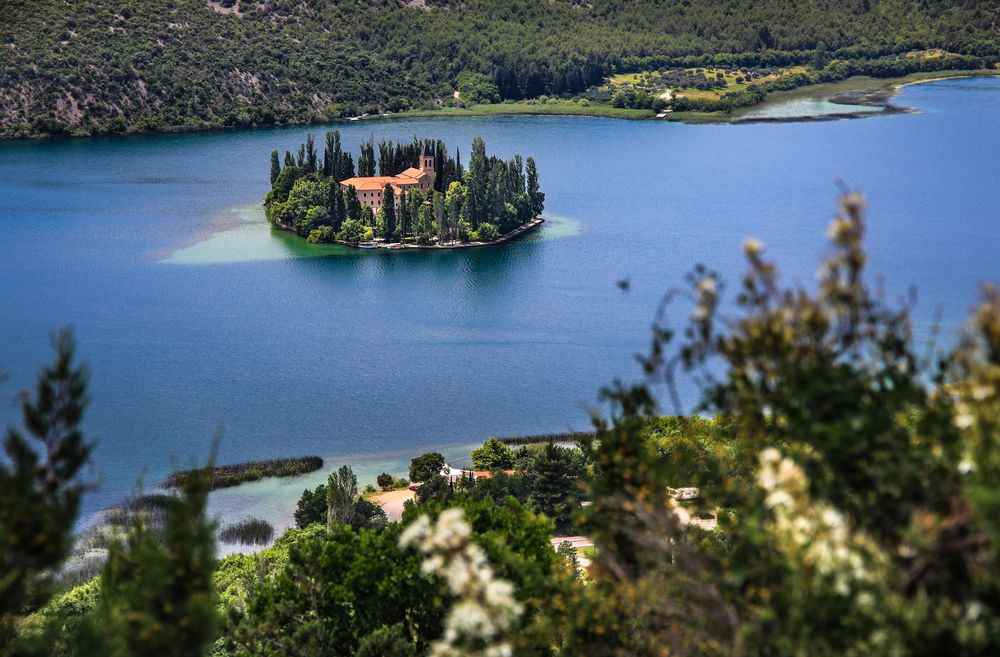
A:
[340,171,428,192]
[339,176,395,192]
[396,167,428,179]
[472,470,518,479]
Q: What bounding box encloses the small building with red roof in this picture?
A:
[339,144,436,215]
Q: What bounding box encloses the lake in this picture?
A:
[1,77,998,521]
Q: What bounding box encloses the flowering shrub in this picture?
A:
[400,509,522,657]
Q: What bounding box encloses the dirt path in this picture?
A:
[370,488,415,521]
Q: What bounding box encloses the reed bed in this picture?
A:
[162,456,323,491]
[218,518,275,546]
[498,432,594,447]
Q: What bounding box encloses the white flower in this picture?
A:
[765,490,793,509]
[972,385,994,401]
[403,509,522,657]
[743,238,763,257]
[954,412,975,429]
[400,514,431,548]
[826,218,853,244]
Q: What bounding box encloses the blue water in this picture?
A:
[1,78,998,518]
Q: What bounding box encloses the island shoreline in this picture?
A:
[271,216,545,251]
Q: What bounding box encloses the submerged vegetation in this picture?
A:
[8,192,1000,655]
[162,456,323,491]
[264,132,544,246]
[3,0,998,137]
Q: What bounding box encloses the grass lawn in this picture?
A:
[394,101,654,121]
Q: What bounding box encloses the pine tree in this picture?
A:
[382,184,397,242]
[99,463,219,657]
[0,330,92,638]
[269,150,281,186]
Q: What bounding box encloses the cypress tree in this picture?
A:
[296,144,305,169]
[333,186,347,230]
[434,141,446,192]
[270,150,281,186]
[341,152,356,180]
[304,134,317,173]
[284,151,295,167]
[434,191,446,244]
[378,141,393,175]
[323,130,342,179]
[359,141,376,177]
[345,186,362,222]
[466,137,487,228]
[382,185,397,242]
[526,156,544,217]
[398,191,410,240]
[408,190,422,238]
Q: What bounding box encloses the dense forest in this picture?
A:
[264,133,544,245]
[2,0,998,137]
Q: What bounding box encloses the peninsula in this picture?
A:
[264,133,545,249]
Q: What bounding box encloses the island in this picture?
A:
[264,133,545,249]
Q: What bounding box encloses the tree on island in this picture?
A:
[409,452,446,483]
[269,150,280,185]
[382,184,397,242]
[470,437,515,470]
[527,157,544,218]
[264,132,544,247]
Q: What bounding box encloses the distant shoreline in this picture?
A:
[4,71,997,143]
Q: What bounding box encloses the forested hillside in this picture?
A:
[2,0,998,137]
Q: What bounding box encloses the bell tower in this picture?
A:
[420,143,435,187]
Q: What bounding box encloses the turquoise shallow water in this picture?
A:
[1,78,998,520]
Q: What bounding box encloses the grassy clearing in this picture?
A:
[613,64,810,100]
[394,101,654,121]
[162,456,323,491]
[219,518,276,546]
